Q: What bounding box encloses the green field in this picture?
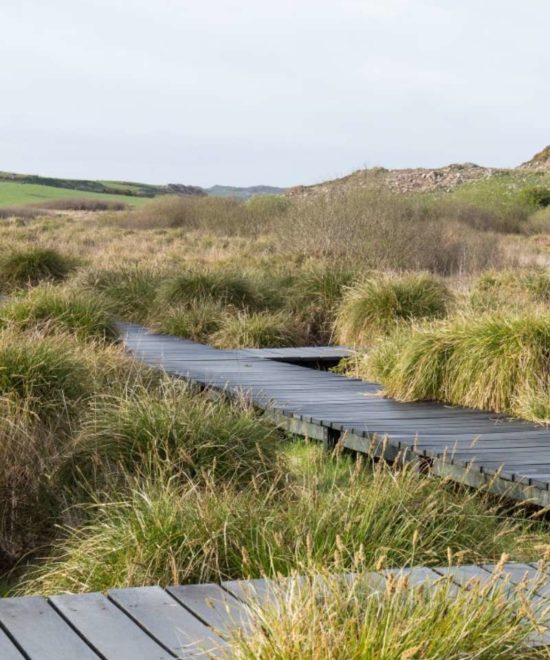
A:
[0,181,151,207]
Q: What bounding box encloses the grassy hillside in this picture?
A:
[0,181,151,207]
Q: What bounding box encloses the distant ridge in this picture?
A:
[0,171,285,206]
[206,184,285,199]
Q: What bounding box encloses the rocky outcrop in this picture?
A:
[519,146,550,171]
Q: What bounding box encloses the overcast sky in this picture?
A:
[1,0,548,187]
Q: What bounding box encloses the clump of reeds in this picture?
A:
[363,312,550,422]
[0,247,74,290]
[335,273,452,345]
[0,284,117,341]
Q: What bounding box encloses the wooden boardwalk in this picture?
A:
[119,323,550,506]
[1,562,550,657]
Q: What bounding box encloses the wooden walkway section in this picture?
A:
[2,562,550,657]
[119,323,550,506]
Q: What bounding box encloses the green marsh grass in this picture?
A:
[335,273,452,346]
[230,564,544,659]
[211,310,305,348]
[0,247,74,291]
[17,444,549,594]
[0,284,117,341]
[157,270,261,309]
[363,312,550,421]
[155,299,225,342]
[470,269,550,311]
[0,331,90,416]
[70,380,282,484]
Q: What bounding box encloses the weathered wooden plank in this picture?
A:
[50,592,172,660]
[120,323,550,504]
[167,583,250,636]
[0,595,98,660]
[0,628,24,660]
[109,586,226,658]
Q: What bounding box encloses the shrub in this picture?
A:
[245,194,290,217]
[81,267,161,321]
[120,196,258,235]
[70,380,282,484]
[231,567,537,659]
[0,285,117,341]
[364,312,550,420]
[0,207,46,221]
[519,185,550,209]
[0,332,90,416]
[157,270,260,309]
[0,248,73,290]
[211,310,305,348]
[335,273,452,345]
[276,188,505,274]
[34,198,128,211]
[155,299,224,342]
[17,445,547,594]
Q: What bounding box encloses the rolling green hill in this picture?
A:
[0,180,152,207]
[0,172,207,208]
[0,171,286,207]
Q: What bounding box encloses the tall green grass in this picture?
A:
[211,310,304,348]
[0,285,117,341]
[70,380,282,484]
[470,270,550,311]
[364,312,550,421]
[0,247,74,291]
[231,565,542,659]
[0,331,90,416]
[335,273,452,345]
[17,445,548,594]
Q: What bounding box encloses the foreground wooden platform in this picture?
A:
[1,562,550,658]
[119,323,550,506]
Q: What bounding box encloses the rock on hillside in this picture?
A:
[287,163,499,198]
[519,146,550,171]
[287,146,550,199]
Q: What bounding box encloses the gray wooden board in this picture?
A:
[0,628,24,660]
[120,324,550,497]
[6,565,550,656]
[108,586,226,658]
[0,596,98,660]
[50,592,173,660]
[167,584,251,636]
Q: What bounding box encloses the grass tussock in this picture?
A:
[17,445,549,594]
[363,312,550,422]
[80,267,162,321]
[231,566,543,659]
[0,284,117,341]
[71,380,282,485]
[0,331,90,416]
[211,310,305,348]
[0,247,74,291]
[155,299,225,342]
[157,270,261,309]
[470,269,550,311]
[335,273,452,345]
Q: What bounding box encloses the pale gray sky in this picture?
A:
[1,0,548,186]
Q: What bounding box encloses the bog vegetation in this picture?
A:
[1,182,550,654]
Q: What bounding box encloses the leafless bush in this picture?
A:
[34,198,128,211]
[0,206,46,220]
[276,188,506,275]
[116,195,285,236]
